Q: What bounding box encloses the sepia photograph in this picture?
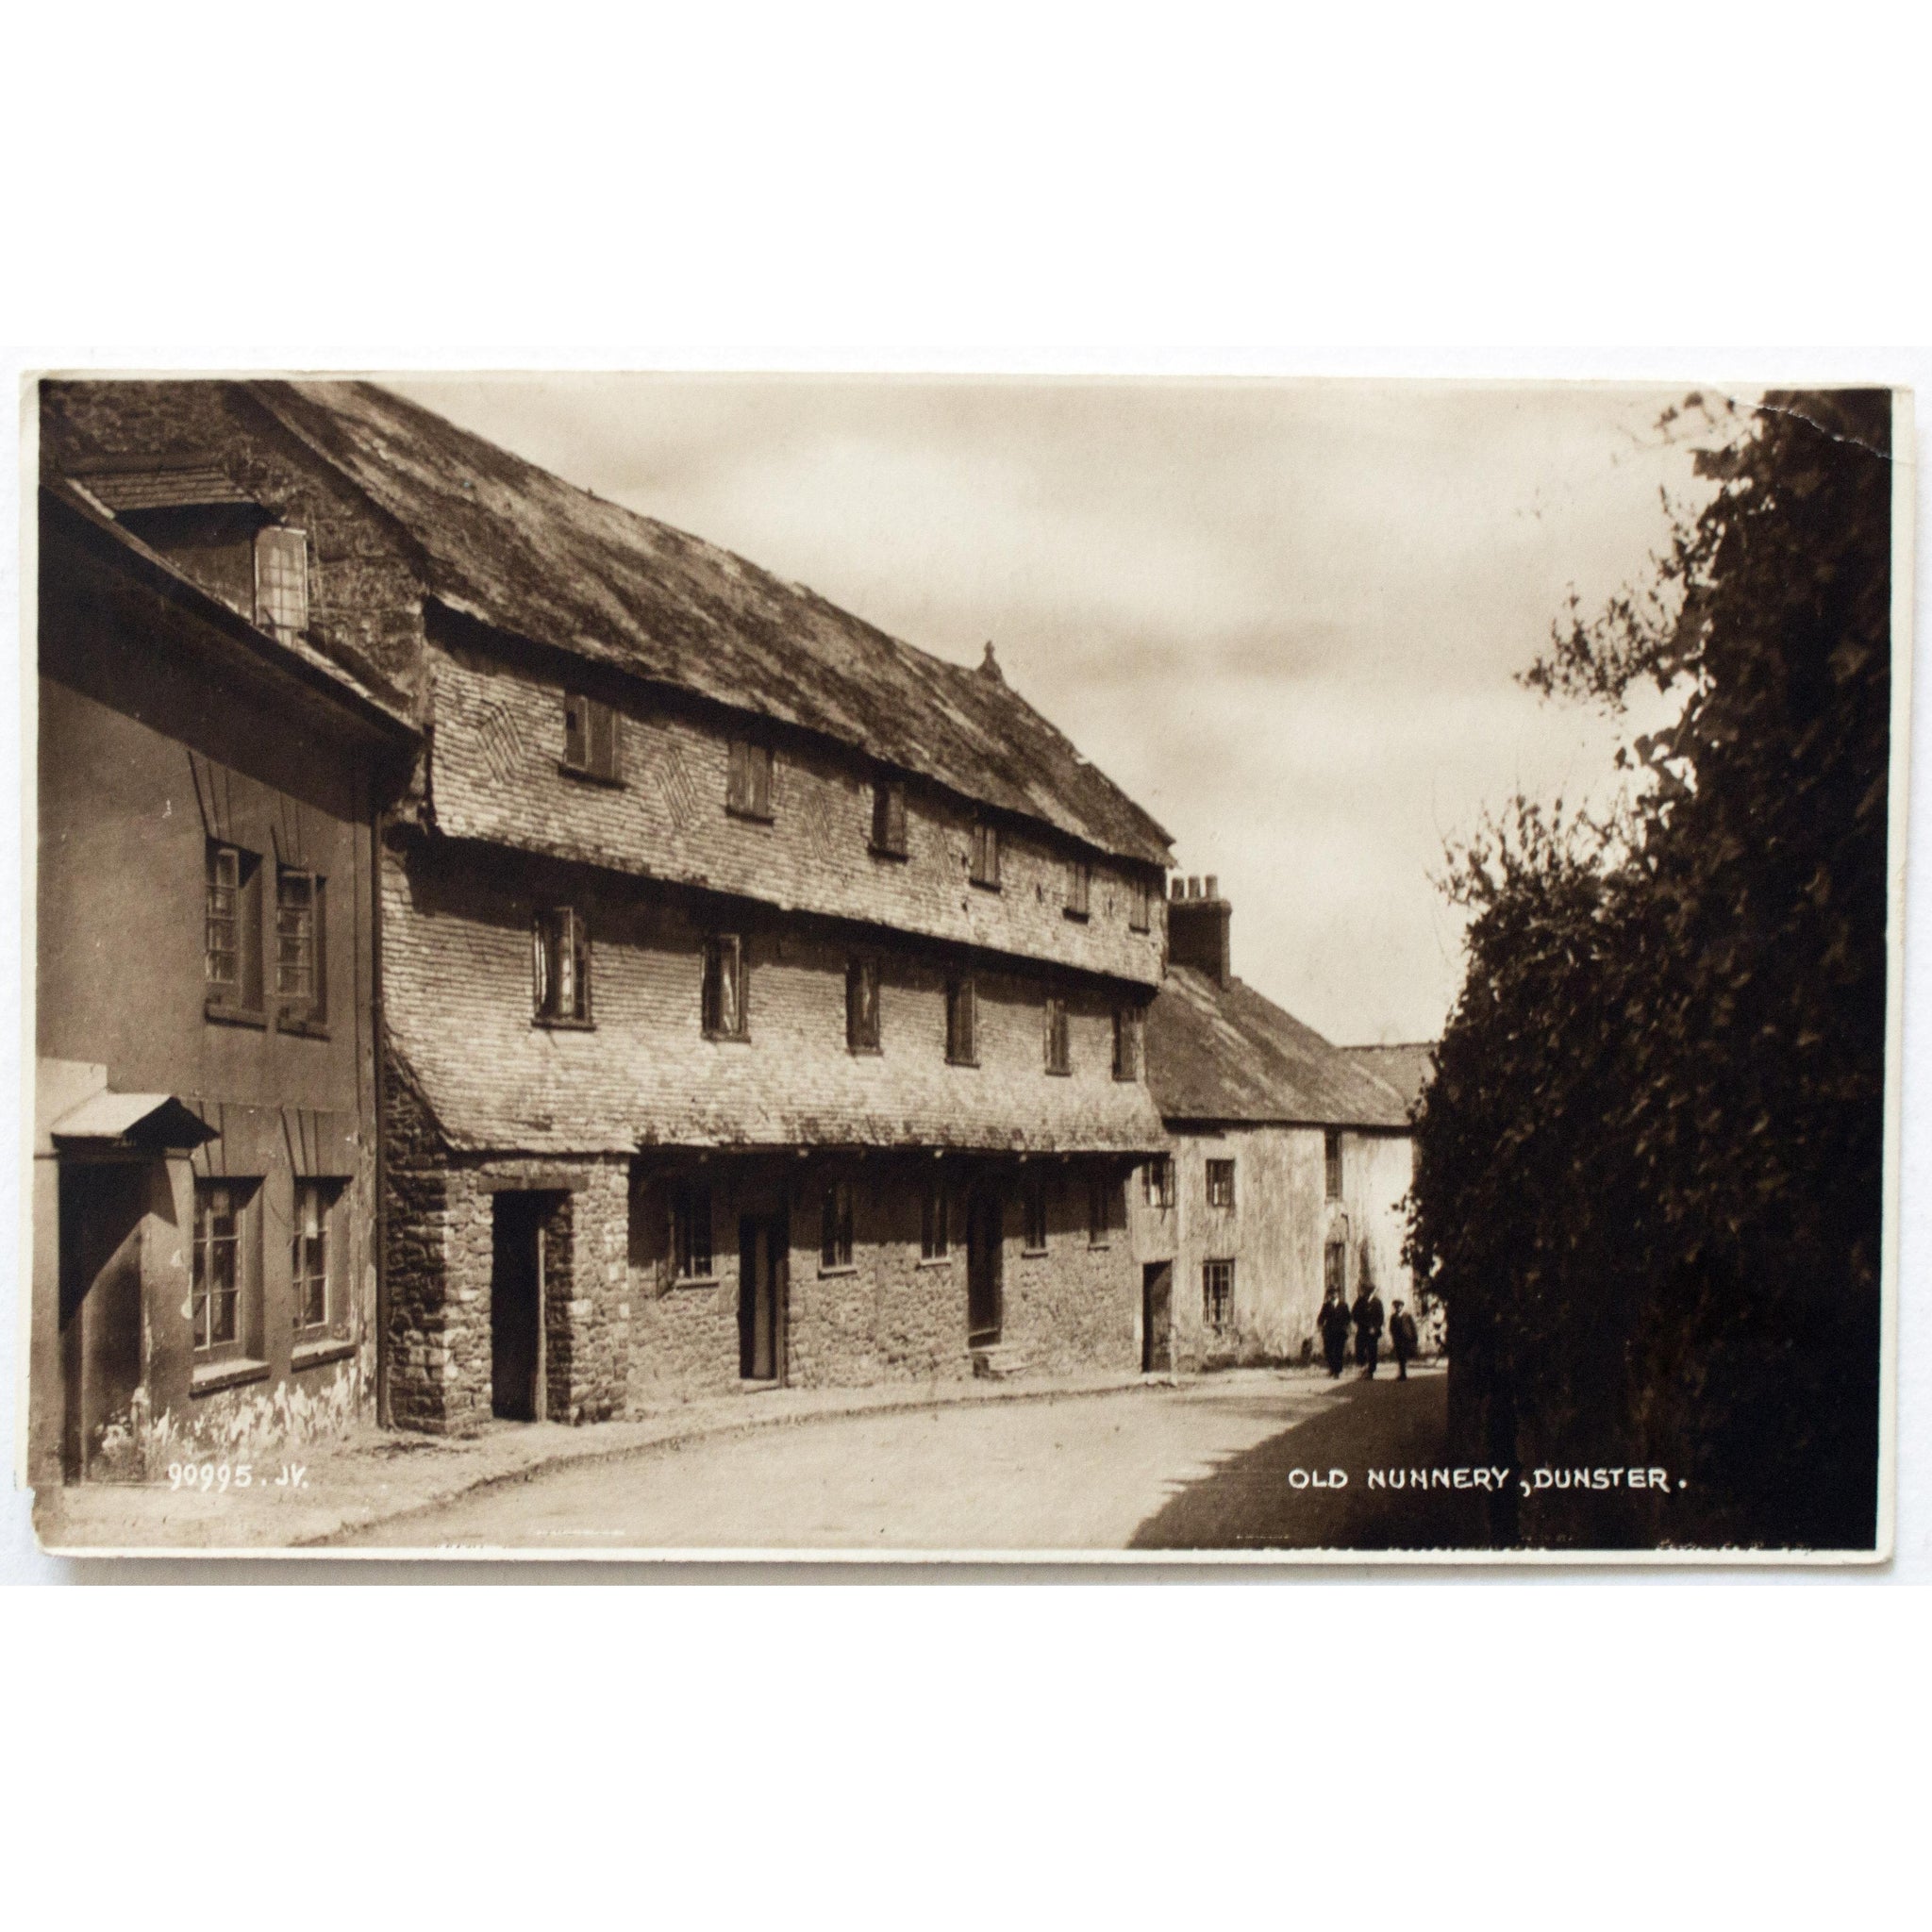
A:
[20,371,1907,1562]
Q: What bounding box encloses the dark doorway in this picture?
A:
[966,1188,1003,1346]
[58,1162,149,1480]
[1141,1261,1174,1374]
[738,1212,788,1382]
[491,1192,551,1422]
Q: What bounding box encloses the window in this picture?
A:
[533,907,591,1024]
[1023,1173,1049,1253]
[1129,875,1152,933]
[945,977,978,1066]
[672,1187,714,1281]
[1112,1006,1141,1081]
[726,739,774,820]
[291,1180,343,1335]
[702,934,748,1039]
[1088,1174,1118,1247]
[275,867,326,1026]
[1324,1237,1348,1299]
[1206,1158,1236,1209]
[562,693,622,781]
[821,1180,855,1270]
[205,841,262,1015]
[1044,996,1072,1075]
[871,780,908,858]
[192,1180,255,1360]
[1203,1259,1235,1332]
[921,1180,949,1261]
[846,958,881,1053]
[253,525,308,639]
[970,821,1000,889]
[1324,1128,1344,1200]
[1066,859,1091,920]
[1142,1155,1175,1209]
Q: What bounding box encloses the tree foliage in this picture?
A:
[1408,391,1893,1549]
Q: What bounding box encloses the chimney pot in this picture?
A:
[1188,876,1201,899]
[1170,877,1185,901]
[1205,874,1219,900]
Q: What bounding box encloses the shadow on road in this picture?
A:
[1129,1373,1497,1552]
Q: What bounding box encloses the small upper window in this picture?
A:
[1066,859,1091,920]
[1044,996,1072,1075]
[1129,875,1152,933]
[871,780,908,858]
[1142,1156,1175,1210]
[275,867,326,1027]
[970,821,1001,889]
[945,977,978,1067]
[1023,1174,1049,1254]
[727,740,774,820]
[253,526,308,640]
[206,841,263,1015]
[562,693,622,781]
[821,1180,855,1271]
[533,907,591,1025]
[846,958,881,1054]
[1206,1158,1236,1209]
[1204,1259,1235,1333]
[1324,1129,1344,1201]
[1087,1174,1117,1247]
[703,934,748,1040]
[1112,1006,1141,1081]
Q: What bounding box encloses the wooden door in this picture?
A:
[58,1162,148,1480]
[1141,1262,1173,1374]
[740,1216,782,1382]
[491,1193,547,1421]
[967,1190,1003,1346]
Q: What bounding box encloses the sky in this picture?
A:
[388,374,1733,1045]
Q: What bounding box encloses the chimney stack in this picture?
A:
[1168,873,1232,986]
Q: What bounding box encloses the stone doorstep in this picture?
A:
[34,1369,1173,1556]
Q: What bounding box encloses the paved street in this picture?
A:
[339,1366,1478,1555]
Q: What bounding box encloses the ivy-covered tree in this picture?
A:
[1408,390,1893,1550]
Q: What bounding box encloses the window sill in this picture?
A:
[533,1014,596,1032]
[558,761,626,789]
[192,1357,271,1396]
[206,999,267,1029]
[868,843,908,862]
[725,806,775,825]
[1112,1073,1140,1084]
[817,1264,858,1278]
[1089,1241,1112,1252]
[1021,1246,1049,1259]
[703,1030,752,1045]
[917,1255,954,1270]
[670,1274,721,1291]
[277,1012,331,1041]
[848,1043,882,1058]
[945,1057,980,1070]
[1063,908,1091,924]
[1045,1067,1073,1078]
[292,1337,356,1371]
[969,878,1002,893]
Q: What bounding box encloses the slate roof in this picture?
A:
[70,463,258,513]
[245,380,1174,868]
[1342,1042,1436,1117]
[1145,967,1411,1129]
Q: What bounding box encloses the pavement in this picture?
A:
[35,1362,1464,1559]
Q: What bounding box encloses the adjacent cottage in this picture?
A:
[30,470,416,1484]
[1130,877,1424,1371]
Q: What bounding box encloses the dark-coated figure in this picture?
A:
[1317,1288,1352,1378]
[1352,1285,1385,1378]
[1390,1299,1420,1381]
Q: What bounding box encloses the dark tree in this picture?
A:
[1408,390,1894,1550]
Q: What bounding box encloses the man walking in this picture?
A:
[1352,1281,1385,1378]
[1390,1299,1420,1381]
[1317,1287,1352,1379]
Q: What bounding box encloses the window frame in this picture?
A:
[1111,1005,1141,1081]
[671,1185,715,1283]
[1203,1258,1235,1333]
[920,1179,950,1263]
[561,691,624,784]
[820,1178,855,1273]
[1129,874,1152,934]
[1065,858,1091,921]
[205,839,265,1024]
[944,976,978,1067]
[290,1178,346,1340]
[1087,1173,1117,1249]
[532,905,592,1027]
[192,1179,257,1364]
[1324,1237,1348,1300]
[846,956,882,1055]
[1141,1155,1175,1210]
[969,821,1001,890]
[275,864,328,1033]
[1044,996,1072,1076]
[702,933,749,1041]
[1206,1158,1237,1210]
[1324,1128,1344,1201]
[1022,1173,1049,1255]
[726,738,775,821]
[253,525,309,640]
[870,779,908,858]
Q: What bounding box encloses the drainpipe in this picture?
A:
[372,789,392,1430]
